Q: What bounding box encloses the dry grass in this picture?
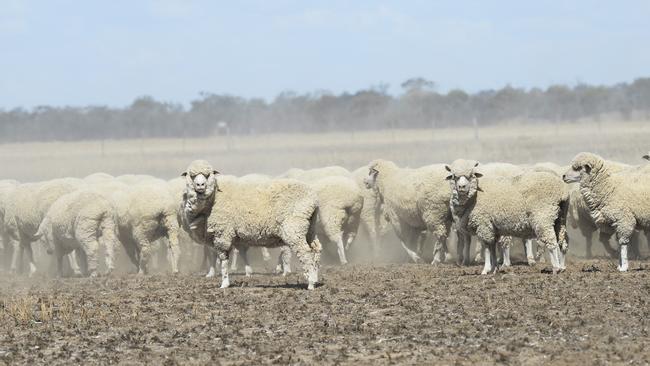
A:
[1,119,649,182]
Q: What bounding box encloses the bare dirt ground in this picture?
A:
[1,258,650,365]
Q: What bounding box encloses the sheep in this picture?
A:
[282,168,363,264]
[445,159,569,274]
[562,152,650,271]
[34,190,118,277]
[112,182,181,274]
[280,166,350,182]
[567,160,632,259]
[181,161,321,290]
[364,160,452,264]
[83,172,114,184]
[4,178,84,275]
[352,167,389,258]
[0,180,19,269]
[310,176,363,265]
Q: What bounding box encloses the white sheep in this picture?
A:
[83,172,114,184]
[34,190,118,277]
[445,159,569,274]
[182,161,321,290]
[282,168,363,265]
[111,182,181,274]
[4,178,84,275]
[0,180,19,269]
[364,160,452,264]
[563,152,650,271]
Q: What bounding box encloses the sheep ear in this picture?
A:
[445,174,453,180]
[474,161,480,167]
[213,170,220,175]
[445,165,452,172]
[181,172,188,177]
[584,164,592,174]
[474,172,483,178]
[643,154,650,161]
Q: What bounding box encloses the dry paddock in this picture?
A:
[1,259,650,365]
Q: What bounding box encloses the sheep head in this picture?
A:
[364,159,386,189]
[563,152,604,184]
[181,160,220,197]
[33,225,54,255]
[445,159,482,204]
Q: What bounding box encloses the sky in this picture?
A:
[1,0,649,109]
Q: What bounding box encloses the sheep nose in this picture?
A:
[562,174,566,180]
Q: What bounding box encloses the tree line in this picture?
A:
[1,77,649,142]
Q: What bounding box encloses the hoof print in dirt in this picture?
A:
[581,264,601,273]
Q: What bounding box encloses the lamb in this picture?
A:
[364,160,452,264]
[4,178,84,275]
[181,161,321,290]
[111,182,182,274]
[34,190,118,277]
[563,152,650,271]
[445,159,569,274]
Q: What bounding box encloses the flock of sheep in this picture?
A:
[0,151,649,290]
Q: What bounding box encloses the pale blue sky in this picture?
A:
[1,0,649,108]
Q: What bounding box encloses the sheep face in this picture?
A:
[445,160,482,204]
[564,152,601,184]
[364,167,378,189]
[181,160,219,198]
[34,229,54,255]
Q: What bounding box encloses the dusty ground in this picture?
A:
[1,258,649,365]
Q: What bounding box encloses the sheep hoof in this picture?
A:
[220,279,230,289]
[617,265,628,272]
[205,268,215,278]
[89,272,98,278]
[527,259,537,266]
[307,283,315,290]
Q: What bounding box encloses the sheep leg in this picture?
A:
[56,253,65,278]
[68,251,82,276]
[261,247,272,262]
[524,239,536,265]
[498,236,512,267]
[480,241,496,275]
[133,229,152,275]
[279,246,292,275]
[84,241,99,277]
[398,226,423,264]
[9,238,21,274]
[455,234,465,266]
[230,247,239,271]
[617,228,633,272]
[23,241,37,277]
[238,247,253,277]
[98,232,116,276]
[336,234,349,265]
[281,219,319,290]
[473,238,483,263]
[462,233,471,265]
[205,247,217,278]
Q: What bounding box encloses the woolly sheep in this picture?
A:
[563,152,650,271]
[181,161,321,290]
[83,172,114,184]
[364,159,452,264]
[112,182,181,274]
[34,190,118,277]
[4,178,84,275]
[445,159,569,274]
[0,180,19,268]
[280,166,350,182]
